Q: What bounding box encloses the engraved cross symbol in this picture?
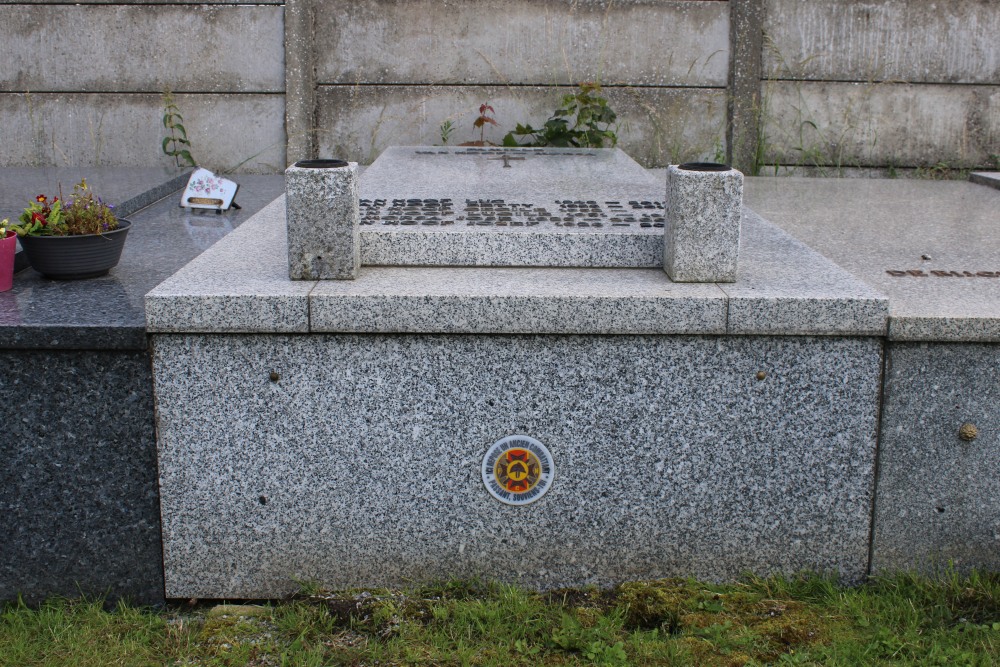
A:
[487,154,526,168]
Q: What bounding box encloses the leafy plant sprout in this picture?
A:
[439,119,456,145]
[504,82,619,149]
[161,90,197,168]
[473,103,498,145]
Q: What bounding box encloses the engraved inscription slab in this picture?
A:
[356,146,668,268]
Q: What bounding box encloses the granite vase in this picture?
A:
[0,231,15,291]
[664,162,743,283]
[19,220,131,280]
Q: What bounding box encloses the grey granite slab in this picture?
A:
[145,195,313,333]
[720,212,889,336]
[872,342,1000,573]
[310,267,727,334]
[1,173,285,349]
[745,177,1000,342]
[356,146,666,267]
[153,333,882,597]
[161,191,885,336]
[970,171,1000,190]
[0,350,163,606]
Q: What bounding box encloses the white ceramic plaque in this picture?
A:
[181,168,239,210]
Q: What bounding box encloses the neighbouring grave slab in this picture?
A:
[745,176,1000,574]
[871,342,1000,573]
[970,171,1000,191]
[746,178,1000,342]
[1,171,285,606]
[154,332,882,597]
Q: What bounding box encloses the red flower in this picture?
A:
[35,195,46,203]
[32,212,46,225]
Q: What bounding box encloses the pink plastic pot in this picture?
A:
[0,231,15,292]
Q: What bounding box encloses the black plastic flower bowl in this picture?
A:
[19,219,132,280]
[677,162,732,172]
[293,159,349,169]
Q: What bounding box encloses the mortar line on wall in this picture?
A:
[763,77,998,88]
[11,2,284,6]
[312,83,729,91]
[0,91,287,97]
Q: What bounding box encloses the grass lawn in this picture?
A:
[2,571,998,666]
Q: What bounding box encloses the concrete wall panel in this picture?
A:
[765,0,1000,84]
[763,81,1000,169]
[316,0,729,87]
[0,93,286,173]
[315,85,726,167]
[0,4,284,93]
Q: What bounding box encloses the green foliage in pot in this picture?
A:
[10,180,119,237]
[503,82,619,149]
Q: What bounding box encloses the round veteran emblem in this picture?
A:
[482,435,554,505]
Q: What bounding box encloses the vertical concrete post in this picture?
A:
[286,160,360,280]
[663,163,743,283]
[285,0,317,164]
[726,0,765,174]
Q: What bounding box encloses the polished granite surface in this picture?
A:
[745,177,1000,341]
[0,171,285,350]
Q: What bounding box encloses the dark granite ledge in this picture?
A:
[1,171,286,350]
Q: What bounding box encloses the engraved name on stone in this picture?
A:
[359,198,665,228]
[886,270,1000,278]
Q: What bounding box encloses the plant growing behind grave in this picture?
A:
[161,90,197,169]
[504,82,619,149]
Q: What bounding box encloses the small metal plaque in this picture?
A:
[482,435,554,506]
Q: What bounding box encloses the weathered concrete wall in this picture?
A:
[761,0,1000,172]
[307,0,731,168]
[0,2,285,173]
[0,0,997,172]
[316,85,726,167]
[0,93,286,172]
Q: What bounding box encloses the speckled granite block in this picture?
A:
[0,350,163,606]
[286,161,360,280]
[664,164,743,282]
[871,342,1000,574]
[146,196,313,333]
[153,333,882,597]
[149,196,886,337]
[969,172,1000,191]
[310,267,727,334]
[721,212,888,336]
